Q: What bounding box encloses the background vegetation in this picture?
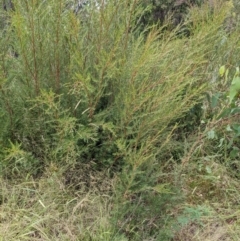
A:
[0,0,240,240]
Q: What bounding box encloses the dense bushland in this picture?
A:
[0,0,240,240]
[0,0,227,173]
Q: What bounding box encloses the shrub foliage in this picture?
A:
[0,0,238,239]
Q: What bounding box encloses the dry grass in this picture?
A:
[0,165,116,241]
[174,211,240,241]
[1,155,240,241]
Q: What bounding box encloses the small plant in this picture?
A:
[204,66,240,166]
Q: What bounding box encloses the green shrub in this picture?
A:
[0,0,239,240]
[0,0,231,183]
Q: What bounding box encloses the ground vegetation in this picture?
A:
[0,0,240,240]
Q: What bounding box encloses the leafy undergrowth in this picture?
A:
[172,160,240,241]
